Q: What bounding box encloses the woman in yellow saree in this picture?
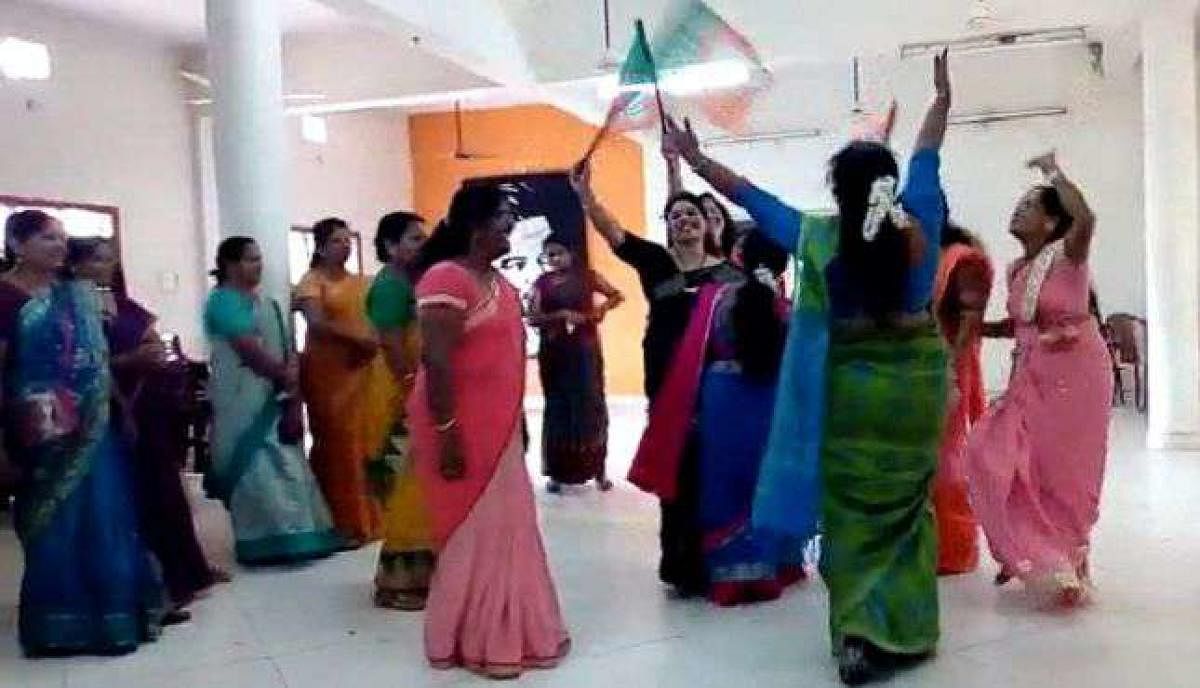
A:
[296,218,385,547]
[366,212,435,610]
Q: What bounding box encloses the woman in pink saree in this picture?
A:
[408,185,569,679]
[966,153,1112,608]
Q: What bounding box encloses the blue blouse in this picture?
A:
[731,148,945,317]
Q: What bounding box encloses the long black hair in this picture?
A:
[410,184,507,278]
[62,237,107,282]
[699,192,735,258]
[663,191,722,257]
[310,217,348,268]
[940,191,975,248]
[211,236,257,284]
[1037,185,1075,243]
[4,209,54,270]
[374,211,424,264]
[829,141,908,321]
[732,230,790,381]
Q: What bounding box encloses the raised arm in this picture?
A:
[664,144,684,197]
[663,116,803,251]
[570,161,629,250]
[914,49,951,153]
[1028,152,1096,264]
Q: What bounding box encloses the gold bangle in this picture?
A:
[435,418,458,433]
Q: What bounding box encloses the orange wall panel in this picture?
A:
[408,104,648,396]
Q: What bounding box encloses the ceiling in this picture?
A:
[11,0,1155,129]
[17,0,354,41]
[500,0,1152,82]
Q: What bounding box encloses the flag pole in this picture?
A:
[641,18,669,134]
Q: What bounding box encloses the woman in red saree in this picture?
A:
[932,220,993,575]
[408,185,569,680]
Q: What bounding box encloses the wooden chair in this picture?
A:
[1106,314,1146,413]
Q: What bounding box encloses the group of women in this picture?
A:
[209,197,571,678]
[577,50,1112,685]
[2,211,226,656]
[4,48,1114,687]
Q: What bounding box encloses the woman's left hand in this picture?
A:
[663,116,702,164]
[1027,151,1059,177]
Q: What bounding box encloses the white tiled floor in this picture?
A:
[3,407,1199,687]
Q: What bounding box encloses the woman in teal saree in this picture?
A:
[203,237,341,566]
[1,210,165,656]
[667,53,953,685]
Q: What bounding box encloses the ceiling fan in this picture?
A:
[448,100,500,161]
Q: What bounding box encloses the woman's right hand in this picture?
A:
[438,426,466,481]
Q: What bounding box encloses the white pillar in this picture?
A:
[1143,0,1200,449]
[205,0,290,304]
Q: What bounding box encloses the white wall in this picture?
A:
[287,110,413,273]
[0,4,205,351]
[667,28,1145,391]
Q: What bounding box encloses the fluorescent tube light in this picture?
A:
[949,106,1068,126]
[901,27,1087,59]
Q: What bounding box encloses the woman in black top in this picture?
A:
[570,161,738,596]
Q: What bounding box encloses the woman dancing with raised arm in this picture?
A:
[666,52,953,685]
[571,164,738,597]
[965,153,1111,608]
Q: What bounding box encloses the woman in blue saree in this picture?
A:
[203,237,341,566]
[633,230,806,605]
[666,52,953,685]
[1,210,165,656]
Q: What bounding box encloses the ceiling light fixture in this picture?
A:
[949,105,1067,126]
[900,26,1087,59]
[703,128,824,147]
[0,37,51,80]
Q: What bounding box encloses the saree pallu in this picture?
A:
[371,323,435,609]
[109,296,215,604]
[205,288,341,565]
[629,286,721,596]
[410,262,568,678]
[534,271,608,484]
[820,325,946,656]
[6,281,165,656]
[297,270,385,543]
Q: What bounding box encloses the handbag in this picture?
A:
[270,300,305,446]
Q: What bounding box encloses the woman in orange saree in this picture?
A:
[409,185,569,680]
[932,219,993,575]
[295,218,386,547]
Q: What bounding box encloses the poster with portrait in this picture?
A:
[463,172,588,357]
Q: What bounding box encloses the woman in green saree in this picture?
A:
[203,237,341,566]
[666,52,953,685]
